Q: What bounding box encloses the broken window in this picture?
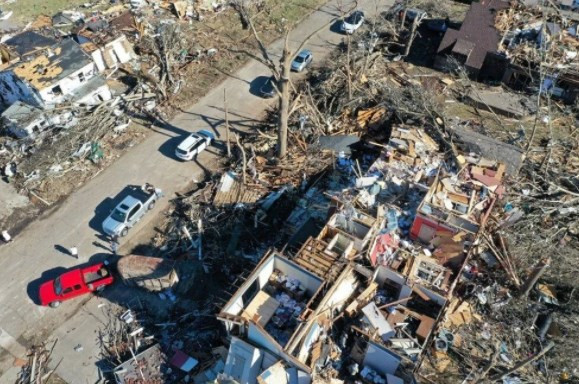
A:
[51,85,63,95]
[78,72,85,83]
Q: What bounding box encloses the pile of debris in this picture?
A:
[15,341,59,384]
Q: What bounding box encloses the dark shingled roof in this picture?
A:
[4,31,57,57]
[437,0,510,71]
[449,126,524,176]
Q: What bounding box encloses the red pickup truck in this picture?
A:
[39,262,114,308]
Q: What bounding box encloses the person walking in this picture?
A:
[69,246,78,259]
[111,236,119,255]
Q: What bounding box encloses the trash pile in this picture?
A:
[1,89,154,203]
[495,2,579,78]
[98,301,222,383]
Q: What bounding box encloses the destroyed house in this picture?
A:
[410,159,503,243]
[218,251,325,372]
[76,32,137,72]
[218,250,368,374]
[219,338,311,384]
[0,100,51,138]
[498,17,579,103]
[339,266,446,381]
[434,0,510,79]
[0,38,111,107]
[316,208,382,260]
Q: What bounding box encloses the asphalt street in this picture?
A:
[0,0,392,381]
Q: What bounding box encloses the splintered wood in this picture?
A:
[213,172,268,207]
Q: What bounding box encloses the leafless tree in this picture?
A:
[237,3,355,158]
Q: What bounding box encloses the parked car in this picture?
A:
[385,3,427,23]
[39,262,113,308]
[341,11,365,34]
[175,130,214,161]
[102,184,162,237]
[259,76,277,98]
[291,50,313,72]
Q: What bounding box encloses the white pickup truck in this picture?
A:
[102,184,162,237]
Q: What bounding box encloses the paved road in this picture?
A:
[0,0,392,381]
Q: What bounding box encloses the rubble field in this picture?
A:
[8,0,579,383]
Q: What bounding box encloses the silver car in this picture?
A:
[291,50,313,72]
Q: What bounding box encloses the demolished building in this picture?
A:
[211,117,517,383]
[435,0,578,103]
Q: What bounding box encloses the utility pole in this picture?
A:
[197,219,203,261]
[224,88,231,158]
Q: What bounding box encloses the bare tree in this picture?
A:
[238,4,354,158]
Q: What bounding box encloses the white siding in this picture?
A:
[38,63,96,104]
[74,83,112,105]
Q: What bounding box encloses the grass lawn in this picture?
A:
[2,0,91,24]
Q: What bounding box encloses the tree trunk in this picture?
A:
[278,47,291,158]
[519,257,551,297]
[404,16,418,57]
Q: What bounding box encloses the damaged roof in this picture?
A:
[437,0,510,71]
[11,39,94,91]
[1,100,44,125]
[449,126,524,176]
[4,31,57,57]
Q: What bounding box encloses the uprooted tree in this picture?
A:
[236,3,355,158]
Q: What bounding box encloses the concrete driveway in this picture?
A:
[0,0,392,381]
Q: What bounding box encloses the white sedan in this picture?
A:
[341,11,365,34]
[175,130,214,160]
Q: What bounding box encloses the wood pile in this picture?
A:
[15,341,59,384]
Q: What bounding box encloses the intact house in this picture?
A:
[0,38,112,109]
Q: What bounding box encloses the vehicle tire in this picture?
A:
[121,228,129,237]
[49,301,61,308]
[96,285,106,292]
[147,200,156,210]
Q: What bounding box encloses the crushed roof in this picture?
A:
[1,101,44,125]
[4,31,57,57]
[11,39,94,91]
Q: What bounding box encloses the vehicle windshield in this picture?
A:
[54,276,62,296]
[294,56,305,63]
[346,13,361,23]
[111,209,127,223]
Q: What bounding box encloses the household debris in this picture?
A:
[12,0,579,383]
